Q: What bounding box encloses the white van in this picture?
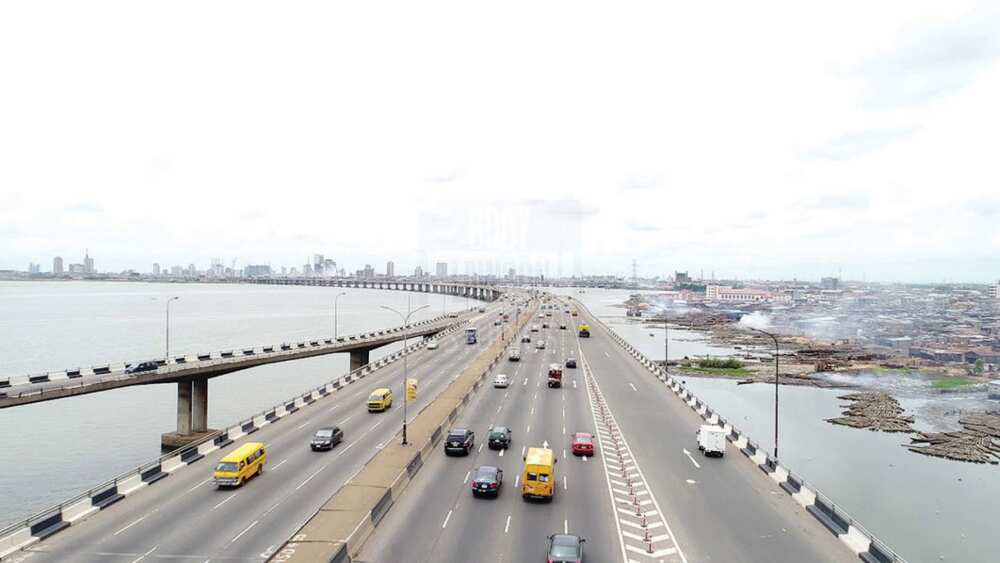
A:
[697,425,727,457]
[494,374,510,388]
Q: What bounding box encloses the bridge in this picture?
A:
[0,294,901,563]
[240,276,502,302]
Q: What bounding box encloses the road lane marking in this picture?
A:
[211,493,239,511]
[479,443,485,453]
[504,514,511,533]
[464,471,471,484]
[442,509,453,528]
[564,475,568,490]
[604,351,610,358]
[521,446,526,457]
[114,516,146,536]
[499,448,505,457]
[564,519,568,534]
[263,502,281,516]
[530,407,534,415]
[231,520,258,543]
[683,448,702,469]
[514,474,520,487]
[296,421,310,429]
[296,466,325,490]
[186,478,212,493]
[130,545,157,563]
[526,425,530,433]
[272,459,288,470]
[628,383,637,391]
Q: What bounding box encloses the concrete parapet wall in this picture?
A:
[62,499,96,523]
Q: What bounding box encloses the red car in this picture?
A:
[571,432,594,456]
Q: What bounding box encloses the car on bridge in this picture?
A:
[426,339,439,350]
[444,427,475,456]
[125,361,159,374]
[488,425,512,449]
[559,323,567,330]
[536,340,546,350]
[367,388,393,412]
[546,533,585,563]
[565,357,577,369]
[214,442,266,488]
[571,432,594,456]
[521,334,531,343]
[311,426,344,451]
[542,322,549,328]
[471,465,504,498]
[494,373,510,388]
[508,348,521,362]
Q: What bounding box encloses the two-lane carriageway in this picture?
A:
[13,307,512,563]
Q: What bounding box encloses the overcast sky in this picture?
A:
[2,1,999,283]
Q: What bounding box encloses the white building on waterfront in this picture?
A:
[705,284,791,303]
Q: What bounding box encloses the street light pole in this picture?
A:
[334,292,347,340]
[663,312,669,378]
[750,327,780,461]
[380,301,430,446]
[165,296,180,363]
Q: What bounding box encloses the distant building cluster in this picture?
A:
[705,284,791,303]
[991,281,1000,299]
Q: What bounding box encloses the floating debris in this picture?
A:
[907,415,1000,465]
[826,392,914,433]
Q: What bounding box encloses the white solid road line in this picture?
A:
[499,448,505,457]
[272,459,289,470]
[211,493,239,511]
[231,520,258,543]
[296,466,326,490]
[130,545,157,563]
[442,509,453,529]
[604,351,610,358]
[464,471,471,484]
[628,383,637,391]
[564,519,568,534]
[514,474,520,488]
[185,477,212,493]
[504,514,512,534]
[563,475,568,490]
[113,516,146,536]
[296,421,310,430]
[683,448,701,469]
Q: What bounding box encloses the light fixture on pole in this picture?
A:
[165,296,180,364]
[380,301,430,446]
[334,292,347,340]
[748,326,780,461]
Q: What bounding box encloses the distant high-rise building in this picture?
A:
[28,263,40,274]
[313,254,325,275]
[83,250,95,274]
[386,261,395,277]
[323,259,336,277]
[244,264,272,277]
[435,262,448,278]
[303,263,313,276]
[508,267,516,279]
[821,277,840,290]
[68,263,85,274]
[52,256,63,275]
[188,264,197,276]
[152,262,161,276]
[675,271,691,284]
[363,264,375,278]
[170,265,183,276]
[414,265,424,278]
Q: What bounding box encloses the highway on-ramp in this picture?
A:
[11,307,510,563]
[356,301,856,563]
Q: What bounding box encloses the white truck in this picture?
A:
[697,425,727,457]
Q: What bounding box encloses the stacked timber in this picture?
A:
[826,392,915,433]
[907,415,1000,465]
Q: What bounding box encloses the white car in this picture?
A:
[426,340,439,350]
[493,374,510,388]
[536,340,546,350]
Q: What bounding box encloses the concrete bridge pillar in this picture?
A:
[350,348,370,372]
[192,378,208,432]
[176,380,192,435]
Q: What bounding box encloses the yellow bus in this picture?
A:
[367,388,393,412]
[522,447,557,501]
[214,442,267,488]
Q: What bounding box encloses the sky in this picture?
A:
[2,1,1000,283]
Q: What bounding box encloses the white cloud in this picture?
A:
[0,1,998,282]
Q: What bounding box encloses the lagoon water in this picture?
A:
[553,287,999,563]
[0,281,471,529]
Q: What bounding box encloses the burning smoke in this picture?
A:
[738,311,772,330]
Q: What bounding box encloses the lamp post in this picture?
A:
[748,326,780,461]
[334,292,347,340]
[165,296,180,363]
[663,311,669,379]
[380,301,429,446]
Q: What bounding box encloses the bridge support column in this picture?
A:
[350,348,370,372]
[192,377,208,432]
[176,380,192,435]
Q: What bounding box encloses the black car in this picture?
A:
[559,324,567,330]
[444,428,475,455]
[470,465,503,497]
[547,534,585,563]
[565,358,577,369]
[521,335,531,343]
[488,426,512,449]
[310,426,344,451]
[125,361,159,374]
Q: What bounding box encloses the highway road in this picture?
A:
[357,300,856,563]
[10,304,513,563]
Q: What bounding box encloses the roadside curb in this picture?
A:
[570,300,906,563]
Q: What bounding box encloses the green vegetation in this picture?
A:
[932,377,977,390]
[868,366,915,375]
[680,357,751,377]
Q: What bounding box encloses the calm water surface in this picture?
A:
[553,287,999,563]
[0,281,471,528]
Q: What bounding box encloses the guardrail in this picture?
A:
[0,318,471,560]
[574,301,906,563]
[0,315,455,400]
